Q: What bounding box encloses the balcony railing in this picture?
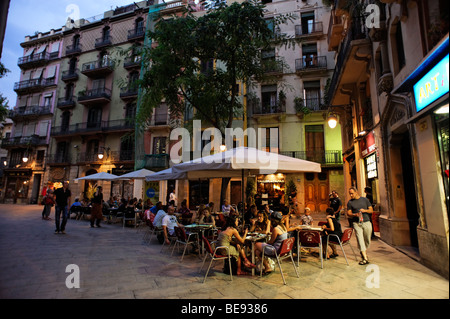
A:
[127,27,146,40]
[81,60,114,77]
[65,43,82,55]
[9,105,52,119]
[77,152,103,164]
[280,150,343,165]
[295,22,323,37]
[57,96,77,109]
[110,150,134,162]
[47,153,71,165]
[18,52,50,68]
[143,153,169,169]
[120,86,139,100]
[123,55,142,69]
[253,102,286,115]
[295,56,327,72]
[61,69,79,82]
[1,135,48,148]
[78,88,112,104]
[95,35,112,49]
[51,119,133,136]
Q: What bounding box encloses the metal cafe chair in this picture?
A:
[199,235,233,283]
[123,207,136,228]
[298,230,323,269]
[325,227,357,265]
[260,237,299,285]
[171,226,198,261]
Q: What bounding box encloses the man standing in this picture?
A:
[329,190,342,221]
[90,186,103,228]
[347,187,373,265]
[54,181,72,234]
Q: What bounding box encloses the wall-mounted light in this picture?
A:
[22,156,29,163]
[219,144,227,152]
[327,113,338,129]
[98,146,110,160]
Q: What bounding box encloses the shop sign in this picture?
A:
[413,54,449,112]
[360,131,376,157]
[366,153,377,179]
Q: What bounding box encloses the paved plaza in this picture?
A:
[0,204,448,301]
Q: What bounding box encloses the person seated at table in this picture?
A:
[161,205,184,245]
[301,207,313,226]
[144,199,153,210]
[81,197,90,207]
[69,198,82,219]
[106,197,114,208]
[217,216,256,275]
[136,199,143,210]
[178,199,192,224]
[207,202,216,214]
[150,201,162,215]
[153,205,168,228]
[221,200,235,217]
[117,198,127,212]
[197,206,215,227]
[262,204,273,218]
[249,211,271,234]
[321,207,343,259]
[244,205,258,226]
[254,211,288,274]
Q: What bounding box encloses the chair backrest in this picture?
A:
[278,237,296,257]
[201,235,215,255]
[299,230,321,247]
[340,228,353,244]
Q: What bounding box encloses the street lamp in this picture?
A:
[327,113,338,129]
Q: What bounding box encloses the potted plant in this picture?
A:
[294,96,311,118]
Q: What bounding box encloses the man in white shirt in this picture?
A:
[162,206,184,245]
[221,200,235,216]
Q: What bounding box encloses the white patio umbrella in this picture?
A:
[145,167,187,182]
[114,168,156,180]
[74,172,119,181]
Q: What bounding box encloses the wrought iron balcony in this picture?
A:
[47,153,72,165]
[18,52,50,69]
[51,119,133,137]
[280,150,343,166]
[295,22,323,38]
[120,86,138,100]
[61,69,79,82]
[57,96,77,110]
[123,56,142,69]
[77,88,112,105]
[77,152,104,164]
[295,56,327,72]
[65,43,82,56]
[143,153,169,169]
[1,135,48,149]
[127,27,146,41]
[252,102,286,116]
[9,105,52,120]
[81,60,114,78]
[110,150,134,162]
[95,35,112,49]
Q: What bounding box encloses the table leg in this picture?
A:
[251,241,255,276]
[297,230,300,267]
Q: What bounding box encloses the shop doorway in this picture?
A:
[230,181,242,207]
[304,171,329,213]
[400,132,419,247]
[30,174,41,204]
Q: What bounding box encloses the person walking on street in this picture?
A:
[364,186,376,239]
[54,181,72,234]
[329,190,343,221]
[90,186,103,228]
[42,189,54,220]
[347,187,373,265]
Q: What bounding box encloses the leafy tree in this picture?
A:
[0,62,10,122]
[137,0,296,137]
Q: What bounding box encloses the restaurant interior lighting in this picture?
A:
[434,104,449,114]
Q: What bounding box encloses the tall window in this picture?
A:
[304,81,321,111]
[120,136,134,161]
[87,107,102,127]
[395,23,406,70]
[153,137,167,154]
[301,12,315,34]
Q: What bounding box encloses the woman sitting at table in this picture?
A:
[217,216,256,275]
[197,206,215,227]
[321,207,343,259]
[254,211,288,274]
[249,211,271,234]
[178,199,192,225]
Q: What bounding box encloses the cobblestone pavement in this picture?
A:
[0,204,448,301]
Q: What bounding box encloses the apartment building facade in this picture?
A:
[2,29,63,204]
[327,0,448,278]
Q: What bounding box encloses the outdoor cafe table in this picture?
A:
[184,223,215,256]
[244,232,269,276]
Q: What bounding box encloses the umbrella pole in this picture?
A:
[241,169,245,225]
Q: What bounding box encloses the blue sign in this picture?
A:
[146,188,156,198]
[413,54,449,112]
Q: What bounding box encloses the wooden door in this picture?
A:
[304,172,329,213]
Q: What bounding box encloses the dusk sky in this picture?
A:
[0,0,140,107]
